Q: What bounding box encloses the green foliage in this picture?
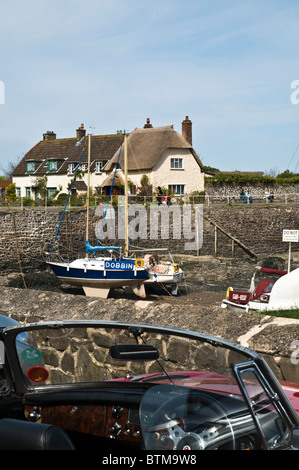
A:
[55,193,69,205]
[112,195,118,208]
[203,165,220,174]
[33,176,48,198]
[276,170,297,178]
[140,174,149,187]
[22,197,35,206]
[205,169,299,187]
[5,183,16,202]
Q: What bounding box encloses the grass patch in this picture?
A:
[259,309,299,320]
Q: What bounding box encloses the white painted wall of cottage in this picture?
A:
[151,148,204,193]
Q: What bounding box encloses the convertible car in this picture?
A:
[0,319,298,451]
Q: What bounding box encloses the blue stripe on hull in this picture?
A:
[48,263,148,282]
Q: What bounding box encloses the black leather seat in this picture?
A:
[0,418,75,450]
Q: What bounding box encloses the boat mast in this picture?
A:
[86,133,91,257]
[124,132,129,257]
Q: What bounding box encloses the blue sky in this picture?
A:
[1,0,299,175]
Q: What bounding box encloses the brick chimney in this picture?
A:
[143,118,153,128]
[76,123,86,140]
[43,131,56,141]
[182,116,192,145]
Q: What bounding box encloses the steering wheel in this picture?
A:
[143,391,234,450]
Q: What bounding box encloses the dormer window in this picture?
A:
[68,163,76,174]
[95,161,107,173]
[80,163,88,172]
[26,161,35,173]
[48,160,58,172]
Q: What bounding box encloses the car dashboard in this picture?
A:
[20,383,284,451]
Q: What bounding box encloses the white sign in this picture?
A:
[283,229,299,242]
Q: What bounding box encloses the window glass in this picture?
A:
[47,187,57,199]
[26,162,35,172]
[168,184,185,195]
[68,163,76,174]
[170,158,183,169]
[48,160,57,171]
[96,161,106,173]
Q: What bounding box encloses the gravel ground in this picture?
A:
[1,271,227,308]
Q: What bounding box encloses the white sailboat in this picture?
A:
[46,133,149,298]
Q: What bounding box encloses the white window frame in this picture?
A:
[80,163,88,172]
[95,161,105,173]
[168,184,185,195]
[170,158,183,170]
[68,163,76,174]
[48,160,58,172]
[26,161,35,173]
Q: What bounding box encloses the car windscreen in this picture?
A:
[14,324,248,392]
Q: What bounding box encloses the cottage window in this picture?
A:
[68,163,76,174]
[25,187,31,198]
[47,187,57,199]
[170,158,183,170]
[48,160,58,172]
[80,163,88,172]
[26,161,35,173]
[16,188,21,198]
[95,161,105,173]
[168,184,185,195]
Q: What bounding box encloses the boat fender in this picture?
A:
[135,259,144,268]
[226,287,233,298]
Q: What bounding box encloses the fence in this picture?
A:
[1,192,299,209]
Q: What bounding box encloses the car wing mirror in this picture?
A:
[110,344,159,361]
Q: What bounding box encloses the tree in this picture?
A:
[0,153,24,180]
[5,183,16,202]
[32,175,48,199]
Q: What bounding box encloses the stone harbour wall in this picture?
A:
[0,204,299,273]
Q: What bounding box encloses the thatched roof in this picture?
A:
[101,172,125,187]
[105,126,203,172]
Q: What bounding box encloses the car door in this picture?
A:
[233,360,296,449]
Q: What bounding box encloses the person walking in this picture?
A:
[156,187,162,205]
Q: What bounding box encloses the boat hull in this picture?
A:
[145,271,184,285]
[47,258,149,297]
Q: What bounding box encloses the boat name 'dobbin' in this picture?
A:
[104,260,135,271]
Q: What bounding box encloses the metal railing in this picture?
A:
[1,192,299,209]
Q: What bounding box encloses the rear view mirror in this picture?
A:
[110,344,159,361]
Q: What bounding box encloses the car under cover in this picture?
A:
[0,319,298,451]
